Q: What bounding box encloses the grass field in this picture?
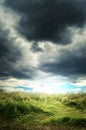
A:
[0,90,86,130]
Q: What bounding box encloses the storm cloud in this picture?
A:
[0,22,36,79]
[30,42,44,53]
[0,23,20,78]
[1,0,86,91]
[4,0,86,44]
[40,27,86,78]
[41,48,86,77]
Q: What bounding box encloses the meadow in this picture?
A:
[0,90,86,130]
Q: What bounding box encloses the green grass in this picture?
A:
[0,90,86,130]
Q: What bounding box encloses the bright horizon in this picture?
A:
[1,75,86,94]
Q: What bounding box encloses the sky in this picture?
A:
[0,0,86,94]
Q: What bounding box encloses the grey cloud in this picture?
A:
[40,42,86,78]
[4,0,86,44]
[11,67,37,79]
[1,0,86,83]
[0,23,36,80]
[30,42,43,53]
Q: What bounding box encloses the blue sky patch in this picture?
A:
[15,86,33,92]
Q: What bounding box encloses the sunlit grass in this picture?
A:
[0,90,86,130]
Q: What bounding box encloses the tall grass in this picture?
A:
[0,91,86,130]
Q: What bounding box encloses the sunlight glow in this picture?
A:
[0,76,85,94]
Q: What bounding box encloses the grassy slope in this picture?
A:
[0,90,86,130]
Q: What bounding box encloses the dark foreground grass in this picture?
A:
[0,90,86,130]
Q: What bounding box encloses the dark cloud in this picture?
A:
[30,42,43,53]
[4,0,86,44]
[1,0,86,83]
[11,67,37,79]
[0,23,35,79]
[40,44,86,78]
